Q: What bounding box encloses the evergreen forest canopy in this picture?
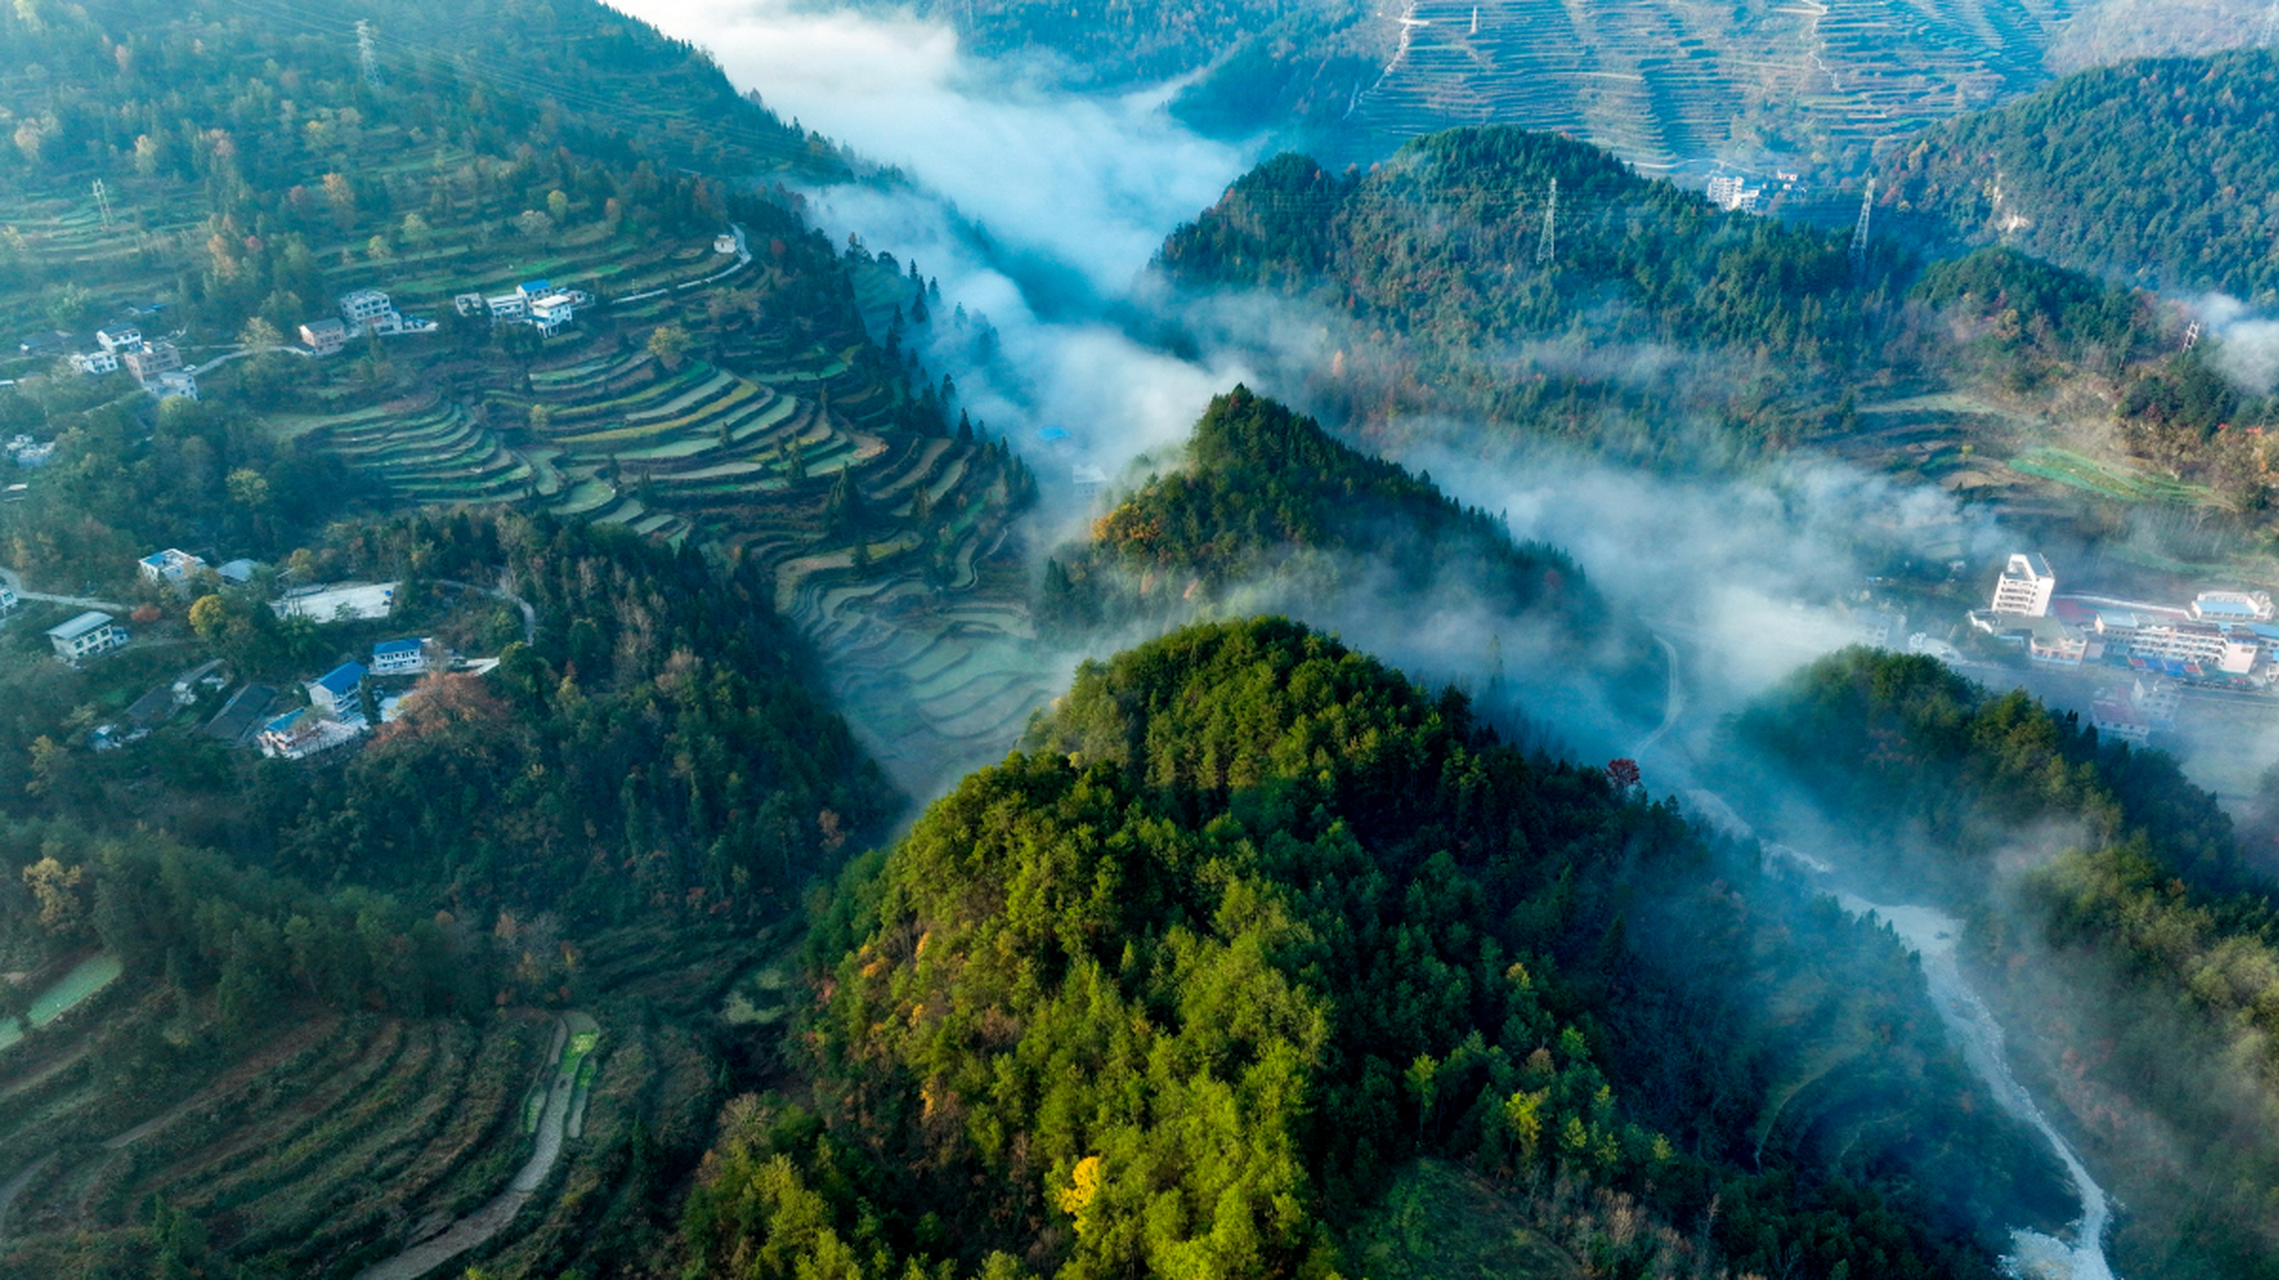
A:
[1737,648,2279,1278]
[1043,387,1597,636]
[1880,47,2279,305]
[684,618,2022,1280]
[1157,130,1913,458]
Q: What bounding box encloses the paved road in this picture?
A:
[187,344,314,376]
[0,568,129,614]
[1628,633,1685,761]
[610,223,751,305]
[351,1012,596,1280]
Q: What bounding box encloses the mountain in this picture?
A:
[873,0,2270,183]
[1878,47,2279,304]
[1157,130,1889,458]
[680,617,2069,1280]
[1736,647,2279,1278]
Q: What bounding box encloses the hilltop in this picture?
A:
[681,618,2044,1280]
[1878,47,2279,305]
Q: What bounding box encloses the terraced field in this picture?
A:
[0,921,783,1276]
[1342,0,2072,178]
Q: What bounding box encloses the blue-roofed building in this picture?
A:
[138,547,208,588]
[308,661,368,720]
[257,706,365,759]
[372,637,432,677]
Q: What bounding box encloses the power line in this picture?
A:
[1535,175,1556,266]
[1847,177,1873,281]
[356,18,381,89]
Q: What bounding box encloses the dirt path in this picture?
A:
[0,1154,55,1243]
[350,1012,592,1280]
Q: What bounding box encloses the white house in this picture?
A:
[308,661,369,720]
[301,318,348,355]
[47,611,126,662]
[339,289,396,327]
[371,637,432,676]
[139,548,209,586]
[139,548,209,587]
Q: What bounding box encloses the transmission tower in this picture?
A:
[90,179,113,230]
[1847,178,1873,281]
[1536,177,1558,267]
[356,20,381,88]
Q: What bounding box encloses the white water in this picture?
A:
[1687,793,2121,1279]
[1832,894,2118,1280]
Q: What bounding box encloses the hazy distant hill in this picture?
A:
[1878,46,2279,304]
[1156,129,1888,456]
[881,0,2273,183]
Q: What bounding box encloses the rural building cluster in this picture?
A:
[1967,551,2279,744]
[1970,552,2279,683]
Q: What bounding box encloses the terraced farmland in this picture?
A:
[1342,0,2072,177]
[0,922,780,1276]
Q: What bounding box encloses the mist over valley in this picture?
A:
[1,0,2278,1276]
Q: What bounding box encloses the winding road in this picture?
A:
[350,1011,596,1280]
[0,568,128,614]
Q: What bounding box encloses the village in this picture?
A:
[26,544,511,762]
[1961,551,2279,746]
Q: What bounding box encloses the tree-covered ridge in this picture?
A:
[1156,129,1897,455]
[1163,129,1881,362]
[1737,648,2279,1276]
[1879,47,2279,303]
[1045,387,1588,628]
[680,619,2003,1280]
[0,0,827,190]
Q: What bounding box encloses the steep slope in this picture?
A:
[1044,387,1660,732]
[1736,647,2279,1278]
[1878,47,2279,303]
[1157,131,1886,457]
[678,619,2065,1280]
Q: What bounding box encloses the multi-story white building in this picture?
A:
[1991,553,2056,617]
[371,638,431,677]
[2192,591,2275,623]
[47,611,126,663]
[339,289,396,328]
[139,547,209,587]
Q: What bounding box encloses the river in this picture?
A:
[1683,791,2119,1279]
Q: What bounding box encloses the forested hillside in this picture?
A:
[1738,648,2279,1279]
[679,618,2072,1280]
[1158,130,1900,458]
[0,508,888,1274]
[1879,47,2279,303]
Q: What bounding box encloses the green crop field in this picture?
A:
[2006,448,2214,505]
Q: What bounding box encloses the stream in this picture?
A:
[1683,791,2119,1280]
